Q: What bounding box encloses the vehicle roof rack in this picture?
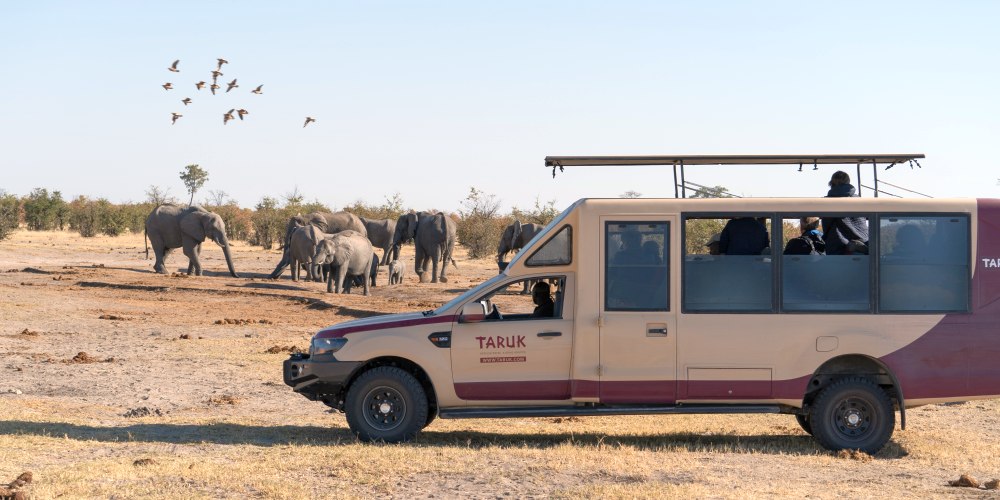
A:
[544,154,926,198]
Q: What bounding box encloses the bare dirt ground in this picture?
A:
[2,230,999,499]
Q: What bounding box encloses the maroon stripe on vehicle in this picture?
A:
[880,198,1000,400]
[454,380,571,400]
[571,379,599,398]
[600,380,676,403]
[316,315,456,339]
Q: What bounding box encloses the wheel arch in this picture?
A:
[804,354,906,429]
[344,356,439,418]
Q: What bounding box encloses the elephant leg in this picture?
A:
[428,246,441,284]
[291,257,299,282]
[326,265,335,293]
[150,238,168,274]
[336,266,348,294]
[182,239,201,276]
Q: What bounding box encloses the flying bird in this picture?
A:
[216,58,228,71]
[162,82,173,90]
[226,78,238,93]
[236,108,248,120]
[181,97,192,106]
[251,84,263,94]
[211,70,223,82]
[167,59,180,72]
[223,109,235,125]
[171,112,182,125]
[195,81,206,90]
[303,117,316,128]
[210,83,220,95]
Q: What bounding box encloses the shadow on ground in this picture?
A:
[0,420,907,458]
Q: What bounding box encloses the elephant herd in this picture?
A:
[142,205,462,296]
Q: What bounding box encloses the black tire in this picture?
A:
[809,377,895,454]
[795,413,813,435]
[424,407,437,429]
[345,366,428,443]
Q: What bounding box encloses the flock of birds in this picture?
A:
[163,58,315,128]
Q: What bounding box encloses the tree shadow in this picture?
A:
[0,420,907,458]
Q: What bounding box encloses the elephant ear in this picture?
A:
[180,211,207,242]
[511,220,523,248]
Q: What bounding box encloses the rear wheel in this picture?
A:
[795,413,813,435]
[810,377,894,454]
[345,366,428,443]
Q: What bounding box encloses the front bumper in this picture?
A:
[283,353,364,406]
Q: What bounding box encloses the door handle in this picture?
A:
[647,327,668,337]
[537,331,562,338]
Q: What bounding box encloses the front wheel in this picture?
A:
[345,366,428,443]
[809,377,895,454]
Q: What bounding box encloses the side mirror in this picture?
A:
[460,302,487,324]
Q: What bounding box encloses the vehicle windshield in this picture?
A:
[432,273,508,315]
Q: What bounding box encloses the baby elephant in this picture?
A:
[313,230,374,295]
[388,259,406,285]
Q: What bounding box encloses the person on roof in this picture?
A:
[821,171,869,255]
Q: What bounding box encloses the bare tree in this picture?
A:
[204,189,232,207]
[619,190,642,198]
[145,185,176,206]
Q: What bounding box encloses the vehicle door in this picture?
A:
[451,274,575,401]
[599,218,677,403]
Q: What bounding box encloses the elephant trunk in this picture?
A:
[217,234,239,278]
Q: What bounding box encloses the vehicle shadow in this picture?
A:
[0,420,907,458]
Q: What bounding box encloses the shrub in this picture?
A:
[98,199,129,237]
[456,188,509,259]
[0,191,20,241]
[22,188,67,231]
[212,203,254,241]
[68,196,99,237]
[342,193,407,222]
[511,197,561,226]
[250,196,287,249]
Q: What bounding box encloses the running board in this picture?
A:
[439,404,783,419]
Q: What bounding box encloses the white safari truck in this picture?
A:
[285,156,1000,454]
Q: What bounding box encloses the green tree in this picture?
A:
[22,188,66,231]
[0,191,20,241]
[179,164,209,206]
[250,196,286,249]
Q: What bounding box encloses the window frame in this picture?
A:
[603,220,671,312]
[680,212,778,314]
[472,275,568,321]
[875,212,972,314]
[524,225,573,267]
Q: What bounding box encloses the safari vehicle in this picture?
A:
[284,155,1000,454]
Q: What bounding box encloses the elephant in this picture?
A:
[269,211,366,279]
[144,204,239,277]
[391,211,457,283]
[286,225,325,282]
[497,220,543,264]
[350,252,380,288]
[313,230,374,295]
[388,260,405,285]
[359,217,397,265]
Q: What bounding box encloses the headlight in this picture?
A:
[311,337,348,356]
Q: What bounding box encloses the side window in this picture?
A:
[879,216,969,312]
[605,222,669,311]
[780,215,871,312]
[478,277,566,320]
[526,226,571,266]
[683,216,772,312]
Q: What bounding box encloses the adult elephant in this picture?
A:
[313,230,374,295]
[269,211,366,279]
[497,220,543,265]
[359,217,397,265]
[144,204,239,277]
[392,211,457,283]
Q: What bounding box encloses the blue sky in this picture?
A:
[1,1,997,211]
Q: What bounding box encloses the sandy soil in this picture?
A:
[1,230,999,499]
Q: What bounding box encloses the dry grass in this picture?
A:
[2,230,1000,498]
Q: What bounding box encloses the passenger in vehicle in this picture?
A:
[706,232,722,255]
[822,171,869,255]
[642,240,662,265]
[719,217,769,255]
[783,217,826,255]
[531,281,555,318]
[614,230,645,265]
[888,224,926,259]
